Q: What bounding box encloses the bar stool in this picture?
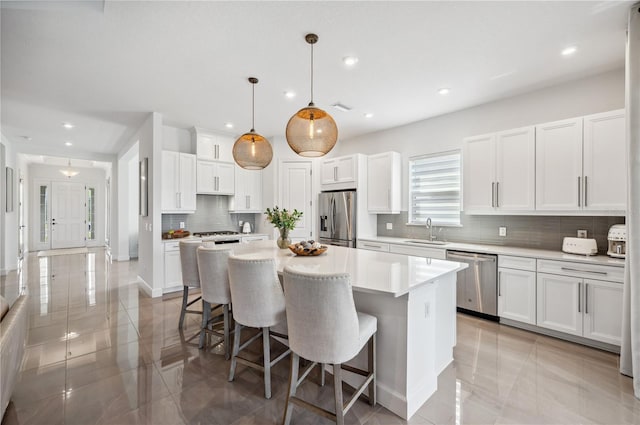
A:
[178,240,203,329]
[196,246,233,358]
[281,267,377,425]
[227,256,290,399]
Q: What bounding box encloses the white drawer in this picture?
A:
[389,244,446,260]
[499,255,536,272]
[164,241,180,251]
[537,259,623,283]
[358,241,390,252]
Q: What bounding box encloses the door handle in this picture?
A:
[560,267,607,276]
[491,182,495,207]
[585,283,589,314]
[176,193,180,208]
[584,176,588,207]
[578,282,581,313]
[498,271,502,297]
[246,195,250,209]
[334,166,337,181]
[215,144,219,159]
[496,182,499,208]
[387,189,391,209]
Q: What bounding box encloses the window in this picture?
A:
[408,151,461,226]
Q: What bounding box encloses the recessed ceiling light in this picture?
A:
[65,141,73,146]
[343,56,359,67]
[438,88,451,95]
[284,91,296,99]
[224,122,234,129]
[62,122,74,129]
[364,113,374,119]
[561,46,577,56]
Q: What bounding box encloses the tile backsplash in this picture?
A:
[162,195,257,233]
[377,212,624,254]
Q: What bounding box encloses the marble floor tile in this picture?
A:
[4,249,640,425]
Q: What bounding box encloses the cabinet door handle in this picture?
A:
[496,182,499,208]
[584,176,588,207]
[334,166,338,181]
[216,176,219,191]
[578,176,581,207]
[491,182,495,207]
[362,243,381,249]
[585,283,589,314]
[215,144,219,159]
[578,282,581,313]
[388,189,391,209]
[246,195,250,209]
[498,271,502,297]
[176,193,180,208]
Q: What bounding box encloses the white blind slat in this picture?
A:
[408,151,461,226]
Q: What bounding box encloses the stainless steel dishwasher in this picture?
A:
[446,250,498,318]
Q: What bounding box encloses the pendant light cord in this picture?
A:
[251,82,255,132]
[310,42,314,106]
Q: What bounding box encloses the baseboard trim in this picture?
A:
[116,255,130,262]
[137,276,163,298]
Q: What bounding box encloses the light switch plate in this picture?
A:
[179,221,185,229]
[499,226,507,237]
[386,223,393,230]
[577,229,587,238]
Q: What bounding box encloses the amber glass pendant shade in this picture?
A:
[233,131,273,169]
[286,33,338,157]
[286,105,337,157]
[232,77,273,170]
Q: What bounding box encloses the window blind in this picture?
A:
[408,151,461,226]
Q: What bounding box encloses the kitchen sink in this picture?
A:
[404,240,449,246]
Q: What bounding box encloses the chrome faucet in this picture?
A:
[426,217,435,241]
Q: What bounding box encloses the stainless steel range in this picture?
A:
[193,230,242,244]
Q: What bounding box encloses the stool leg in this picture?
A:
[178,286,189,329]
[368,334,376,406]
[228,323,242,382]
[333,364,345,425]
[199,300,210,349]
[319,363,326,387]
[263,327,272,399]
[223,304,231,360]
[282,353,300,425]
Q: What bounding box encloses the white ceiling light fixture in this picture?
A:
[225,122,234,129]
[284,91,296,99]
[438,88,451,95]
[364,113,374,118]
[286,33,338,157]
[65,141,73,146]
[561,46,578,56]
[60,159,79,178]
[343,56,359,67]
[62,122,74,129]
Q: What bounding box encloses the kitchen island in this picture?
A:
[227,240,467,419]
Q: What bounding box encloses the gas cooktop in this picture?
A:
[193,230,240,237]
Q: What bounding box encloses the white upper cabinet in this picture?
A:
[535,117,584,210]
[229,166,263,213]
[367,152,401,214]
[536,111,626,213]
[463,126,534,213]
[191,127,234,163]
[196,160,235,195]
[161,151,196,213]
[582,110,626,212]
[320,154,360,190]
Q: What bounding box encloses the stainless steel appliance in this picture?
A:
[193,230,242,244]
[607,224,626,258]
[318,190,357,248]
[446,250,498,318]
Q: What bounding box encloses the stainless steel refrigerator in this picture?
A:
[318,190,357,248]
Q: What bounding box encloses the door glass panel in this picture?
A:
[39,185,49,243]
[87,187,95,241]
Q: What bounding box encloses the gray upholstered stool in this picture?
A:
[281,267,377,425]
[178,240,203,329]
[196,246,233,358]
[227,256,291,399]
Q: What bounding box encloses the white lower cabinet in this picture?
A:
[498,267,536,325]
[164,242,183,290]
[536,264,623,345]
[388,244,446,260]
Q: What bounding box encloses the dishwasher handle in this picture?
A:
[446,252,496,262]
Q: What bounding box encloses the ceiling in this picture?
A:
[0,1,632,159]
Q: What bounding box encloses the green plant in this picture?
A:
[264,206,303,231]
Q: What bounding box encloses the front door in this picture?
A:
[279,161,313,241]
[51,181,86,249]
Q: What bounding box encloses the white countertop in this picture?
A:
[358,236,626,267]
[161,233,269,243]
[223,240,467,297]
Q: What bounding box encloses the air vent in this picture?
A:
[331,103,352,112]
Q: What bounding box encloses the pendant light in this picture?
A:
[232,77,273,170]
[286,33,338,157]
[60,159,79,178]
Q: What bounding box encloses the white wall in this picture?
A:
[1,133,18,274]
[334,68,625,210]
[163,125,192,152]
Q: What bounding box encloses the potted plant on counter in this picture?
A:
[265,206,303,249]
